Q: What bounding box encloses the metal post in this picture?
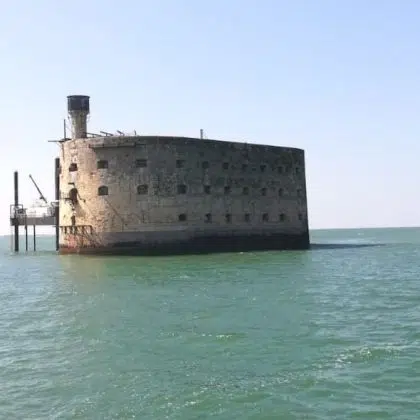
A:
[33,225,36,251]
[55,157,60,251]
[13,171,19,252]
[25,224,28,251]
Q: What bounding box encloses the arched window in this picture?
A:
[69,188,78,204]
[98,186,108,196]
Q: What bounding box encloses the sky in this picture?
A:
[1,0,420,234]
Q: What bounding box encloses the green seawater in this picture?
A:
[1,228,419,419]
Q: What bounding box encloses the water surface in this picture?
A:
[0,228,419,419]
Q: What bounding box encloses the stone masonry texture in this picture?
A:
[58,135,309,254]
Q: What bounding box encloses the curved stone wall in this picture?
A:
[59,136,309,254]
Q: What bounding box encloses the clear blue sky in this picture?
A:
[2,0,420,235]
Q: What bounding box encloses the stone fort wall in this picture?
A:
[58,135,309,253]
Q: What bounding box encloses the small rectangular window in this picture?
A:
[98,186,108,196]
[136,159,147,168]
[261,188,267,196]
[262,213,269,222]
[176,159,185,168]
[69,162,78,172]
[205,213,212,223]
[225,213,232,223]
[204,185,211,194]
[278,166,283,174]
[242,163,248,171]
[298,213,303,221]
[297,189,302,197]
[244,213,251,222]
[224,186,231,195]
[278,188,284,197]
[177,184,187,194]
[260,164,266,173]
[97,160,108,169]
[295,167,301,175]
[242,187,249,195]
[202,161,209,169]
[279,213,286,222]
[137,184,148,195]
[178,213,187,222]
[223,162,229,170]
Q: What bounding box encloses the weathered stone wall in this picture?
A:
[59,135,309,252]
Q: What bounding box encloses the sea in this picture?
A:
[0,228,419,419]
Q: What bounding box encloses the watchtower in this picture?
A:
[67,95,90,139]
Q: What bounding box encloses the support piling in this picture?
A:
[13,171,19,252]
[55,157,60,251]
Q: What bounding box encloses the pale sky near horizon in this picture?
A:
[1,0,420,235]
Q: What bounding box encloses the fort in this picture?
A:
[11,95,310,255]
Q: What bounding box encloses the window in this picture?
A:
[278,166,283,174]
[69,188,78,203]
[98,186,108,196]
[177,184,187,194]
[135,159,147,168]
[279,213,286,222]
[178,213,187,222]
[137,184,148,195]
[262,213,269,222]
[298,213,303,221]
[225,213,232,223]
[260,164,266,173]
[69,162,78,172]
[176,159,185,168]
[223,162,229,170]
[224,186,231,195]
[242,163,248,171]
[205,213,212,223]
[244,213,251,222]
[202,161,209,169]
[261,187,267,196]
[278,188,284,197]
[297,189,302,197]
[242,187,249,195]
[295,167,301,175]
[97,160,108,169]
[204,185,211,194]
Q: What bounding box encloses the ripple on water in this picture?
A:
[0,232,420,419]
